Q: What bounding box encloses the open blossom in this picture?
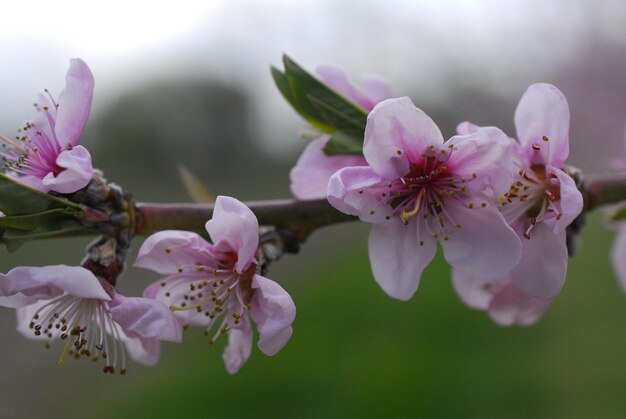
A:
[0,58,94,194]
[0,265,181,373]
[611,224,626,294]
[458,83,583,299]
[610,132,626,295]
[135,196,296,374]
[452,269,551,326]
[327,97,522,300]
[290,65,391,200]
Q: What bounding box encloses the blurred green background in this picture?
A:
[7,215,622,418]
[81,214,626,419]
[1,1,626,418]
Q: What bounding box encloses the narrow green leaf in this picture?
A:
[272,64,333,131]
[1,219,87,252]
[307,95,367,132]
[0,208,76,230]
[178,166,214,204]
[323,131,365,156]
[610,203,626,221]
[0,173,80,215]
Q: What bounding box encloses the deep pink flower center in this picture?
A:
[1,102,64,179]
[360,144,484,244]
[500,160,562,239]
[159,248,255,345]
[369,145,476,221]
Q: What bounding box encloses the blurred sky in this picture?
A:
[2,0,626,166]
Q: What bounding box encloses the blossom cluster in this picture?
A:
[1,57,620,377]
[290,67,584,326]
[0,60,295,374]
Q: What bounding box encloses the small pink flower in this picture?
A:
[0,265,181,373]
[452,269,551,326]
[290,66,391,200]
[136,196,296,374]
[459,83,584,299]
[611,224,626,294]
[0,58,94,194]
[610,133,626,295]
[327,97,522,300]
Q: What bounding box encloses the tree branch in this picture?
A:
[133,172,626,244]
[134,199,355,242]
[582,173,626,211]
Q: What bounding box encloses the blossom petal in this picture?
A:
[456,121,480,135]
[510,224,568,299]
[327,166,390,222]
[122,334,161,366]
[315,65,390,111]
[223,314,253,374]
[487,281,551,326]
[109,294,182,343]
[249,274,296,356]
[446,126,514,197]
[316,65,368,109]
[451,269,505,310]
[206,196,259,273]
[514,83,570,167]
[551,167,583,233]
[135,230,213,275]
[0,265,109,308]
[143,276,209,327]
[368,218,437,300]
[54,58,94,148]
[364,97,444,179]
[290,136,366,200]
[11,175,51,194]
[359,74,392,110]
[611,226,626,294]
[42,145,93,194]
[440,199,522,280]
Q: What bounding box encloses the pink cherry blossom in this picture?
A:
[327,97,522,300]
[135,195,296,374]
[610,132,626,295]
[0,265,181,373]
[452,269,551,326]
[611,224,626,294]
[290,66,391,200]
[0,58,94,194]
[459,84,584,299]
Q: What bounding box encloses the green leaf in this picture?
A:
[323,131,365,156]
[271,67,299,113]
[273,55,368,146]
[0,173,80,215]
[0,173,87,251]
[282,55,368,133]
[307,95,367,132]
[0,208,75,230]
[1,218,87,252]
